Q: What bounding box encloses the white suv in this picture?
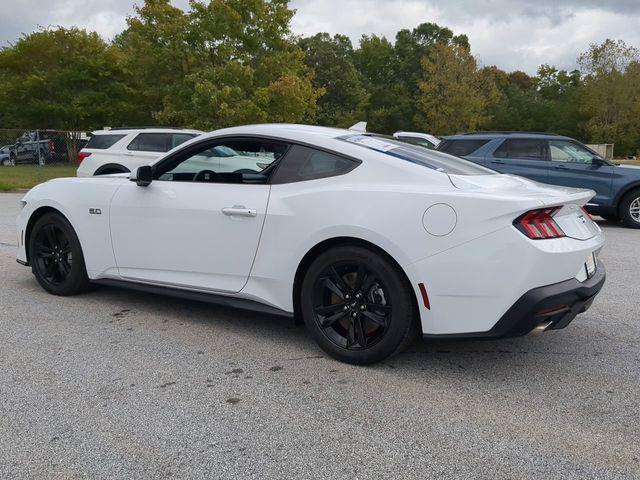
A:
[76,128,202,177]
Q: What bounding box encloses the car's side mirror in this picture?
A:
[130,165,153,186]
[592,156,607,166]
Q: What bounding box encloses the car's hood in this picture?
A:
[101,172,130,178]
[448,173,595,207]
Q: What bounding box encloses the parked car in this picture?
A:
[393,131,440,149]
[0,132,54,165]
[76,127,203,176]
[438,132,640,228]
[17,124,605,364]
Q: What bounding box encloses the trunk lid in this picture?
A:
[448,174,600,240]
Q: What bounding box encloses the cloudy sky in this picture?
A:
[1,0,639,73]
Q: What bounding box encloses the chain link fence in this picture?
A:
[0,129,90,166]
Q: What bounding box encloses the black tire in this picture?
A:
[619,189,640,229]
[1,158,10,166]
[599,214,619,223]
[28,212,91,295]
[300,245,416,365]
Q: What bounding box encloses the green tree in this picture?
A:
[416,42,496,134]
[0,27,132,130]
[114,0,192,124]
[578,39,640,155]
[298,33,368,127]
[118,0,321,129]
[354,34,410,133]
[578,39,640,76]
[0,27,134,161]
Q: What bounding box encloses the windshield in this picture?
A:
[341,135,495,176]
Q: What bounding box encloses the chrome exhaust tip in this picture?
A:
[530,320,553,336]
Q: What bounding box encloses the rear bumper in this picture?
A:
[424,261,606,339]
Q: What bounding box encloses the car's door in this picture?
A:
[488,138,549,182]
[545,139,614,206]
[109,137,290,293]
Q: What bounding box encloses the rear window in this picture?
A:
[342,135,494,176]
[438,139,490,157]
[271,145,358,184]
[85,134,126,149]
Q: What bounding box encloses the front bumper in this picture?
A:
[425,261,606,339]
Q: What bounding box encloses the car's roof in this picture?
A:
[91,127,203,135]
[199,123,354,142]
[441,131,573,141]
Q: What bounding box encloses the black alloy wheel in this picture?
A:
[301,245,416,365]
[29,212,91,295]
[33,223,72,286]
[313,262,391,351]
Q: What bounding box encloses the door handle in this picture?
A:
[491,160,504,164]
[554,164,567,169]
[222,205,257,217]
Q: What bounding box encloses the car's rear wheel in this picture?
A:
[620,189,640,229]
[29,212,91,295]
[300,245,416,365]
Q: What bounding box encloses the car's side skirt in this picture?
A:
[93,278,294,318]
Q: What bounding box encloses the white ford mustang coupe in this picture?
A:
[16,124,606,364]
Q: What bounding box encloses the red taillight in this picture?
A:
[514,207,565,240]
[78,152,91,163]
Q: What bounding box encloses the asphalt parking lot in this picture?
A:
[0,192,638,479]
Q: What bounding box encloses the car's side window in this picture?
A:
[548,140,596,164]
[438,139,489,156]
[171,133,197,149]
[127,133,174,153]
[156,138,290,184]
[493,139,547,161]
[85,134,126,149]
[270,145,359,184]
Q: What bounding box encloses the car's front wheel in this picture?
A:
[28,212,91,295]
[620,189,640,229]
[300,245,417,365]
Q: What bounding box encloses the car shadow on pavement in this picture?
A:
[83,283,579,379]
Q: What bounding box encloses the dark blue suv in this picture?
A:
[438,132,640,228]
